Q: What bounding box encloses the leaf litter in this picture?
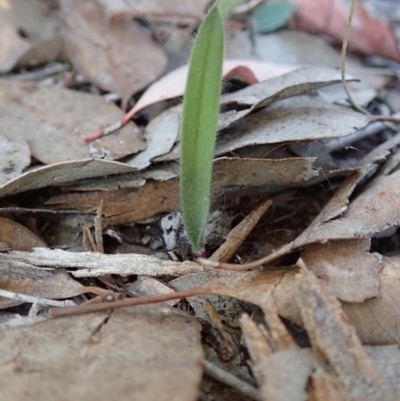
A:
[1,0,400,399]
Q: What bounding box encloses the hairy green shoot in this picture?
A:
[179,1,224,252]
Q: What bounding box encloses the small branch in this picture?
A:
[50,285,220,317]
[203,360,259,400]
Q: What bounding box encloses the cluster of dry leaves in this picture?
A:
[1,0,400,400]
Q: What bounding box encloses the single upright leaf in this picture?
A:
[180,2,224,252]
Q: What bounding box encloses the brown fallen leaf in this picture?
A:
[201,132,400,270]
[0,305,204,401]
[301,239,382,303]
[0,135,30,185]
[60,0,168,107]
[0,79,145,164]
[290,0,400,63]
[43,157,333,225]
[0,260,90,309]
[0,0,65,73]
[342,254,400,345]
[296,259,397,400]
[0,159,140,199]
[0,217,46,251]
[46,178,180,224]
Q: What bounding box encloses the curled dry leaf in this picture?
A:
[97,0,210,20]
[0,0,65,73]
[290,0,400,63]
[0,79,145,164]
[0,305,203,401]
[0,159,139,199]
[0,217,46,251]
[158,95,370,162]
[130,65,353,165]
[0,135,30,185]
[128,60,298,119]
[60,0,168,107]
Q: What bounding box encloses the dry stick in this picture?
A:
[50,285,221,318]
[340,0,365,114]
[203,360,259,401]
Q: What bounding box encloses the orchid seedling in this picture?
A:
[180,0,240,253]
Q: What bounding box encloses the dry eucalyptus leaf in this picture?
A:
[157,95,370,162]
[60,0,168,107]
[0,0,65,73]
[97,0,210,20]
[365,346,400,395]
[342,254,400,345]
[129,60,297,119]
[240,313,318,401]
[301,239,382,303]
[3,248,207,278]
[213,95,370,156]
[0,261,87,309]
[126,108,180,169]
[0,135,30,185]
[217,65,351,130]
[343,169,400,234]
[254,30,341,67]
[212,157,321,193]
[0,217,46,251]
[296,263,397,400]
[46,178,180,224]
[44,157,324,225]
[0,159,139,199]
[0,79,145,164]
[0,305,203,401]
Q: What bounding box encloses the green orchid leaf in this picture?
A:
[180,2,224,252]
[252,1,296,34]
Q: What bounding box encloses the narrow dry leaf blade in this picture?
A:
[0,159,139,199]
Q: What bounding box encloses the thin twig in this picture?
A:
[0,289,75,307]
[203,360,259,400]
[50,285,221,317]
[340,0,366,114]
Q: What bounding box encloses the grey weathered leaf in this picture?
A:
[0,305,203,401]
[0,79,145,164]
